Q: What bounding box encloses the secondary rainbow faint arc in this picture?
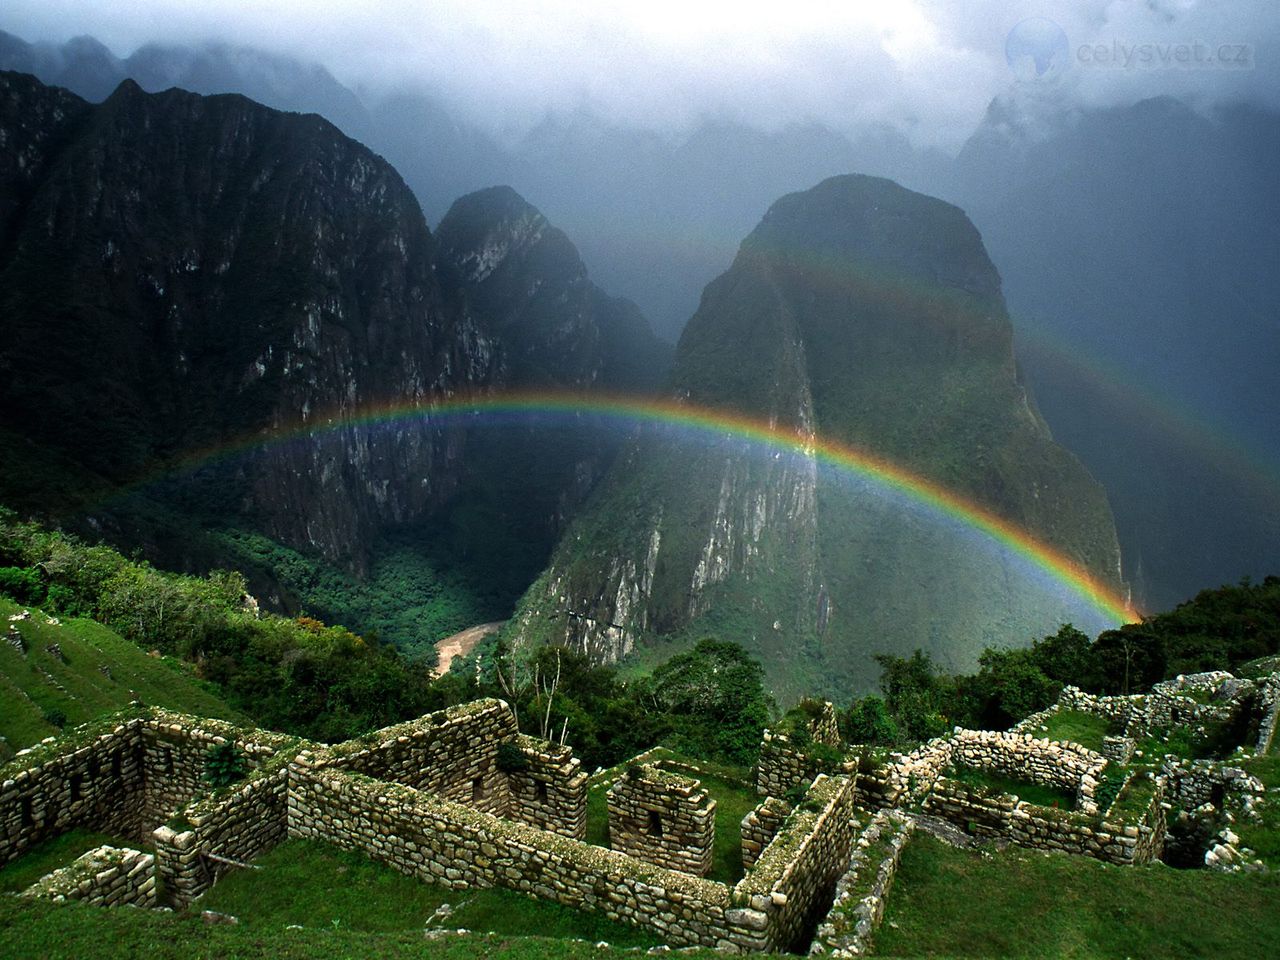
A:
[158,389,1138,626]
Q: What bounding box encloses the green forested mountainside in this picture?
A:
[0,511,771,768]
[1,503,1274,765]
[511,175,1124,700]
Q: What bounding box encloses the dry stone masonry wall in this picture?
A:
[606,765,715,876]
[741,797,791,869]
[21,844,156,908]
[810,810,915,957]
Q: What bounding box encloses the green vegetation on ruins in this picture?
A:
[944,764,1077,810]
[841,575,1280,750]
[1036,710,1116,753]
[0,829,136,895]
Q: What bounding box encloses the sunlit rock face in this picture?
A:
[512,175,1124,700]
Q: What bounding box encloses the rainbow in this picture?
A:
[141,389,1137,626]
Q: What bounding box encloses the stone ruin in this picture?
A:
[0,698,858,953]
[3,666,1277,955]
[606,764,715,876]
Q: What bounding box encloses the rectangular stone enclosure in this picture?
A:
[607,764,716,876]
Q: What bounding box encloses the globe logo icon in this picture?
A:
[1005,18,1070,80]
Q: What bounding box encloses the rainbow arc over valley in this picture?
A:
[151,389,1139,627]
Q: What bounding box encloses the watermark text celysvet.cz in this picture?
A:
[1078,39,1254,70]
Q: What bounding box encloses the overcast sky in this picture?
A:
[2,0,1275,148]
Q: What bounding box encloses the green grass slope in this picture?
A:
[0,597,241,751]
[874,834,1280,958]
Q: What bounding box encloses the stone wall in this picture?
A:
[757,730,856,799]
[922,773,1165,865]
[289,734,857,953]
[1101,736,1135,764]
[735,774,859,953]
[855,740,951,810]
[607,765,715,876]
[0,718,146,865]
[0,707,297,910]
[948,729,1107,812]
[322,699,517,814]
[506,735,587,839]
[1053,683,1245,740]
[811,810,915,958]
[153,760,292,907]
[1254,675,1280,754]
[741,797,791,869]
[21,844,155,908]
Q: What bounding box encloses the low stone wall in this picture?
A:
[923,773,1165,865]
[607,765,715,876]
[153,760,292,907]
[757,731,856,799]
[507,735,587,839]
[855,740,951,810]
[289,756,750,948]
[0,717,146,865]
[1254,675,1280,754]
[741,797,791,869]
[1101,736,1135,764]
[322,699,517,815]
[736,774,859,953]
[949,729,1107,812]
[21,844,155,907]
[1054,683,1243,741]
[810,810,915,957]
[1159,758,1266,819]
[289,735,856,953]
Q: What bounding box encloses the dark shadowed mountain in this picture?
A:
[0,69,668,656]
[2,26,1274,621]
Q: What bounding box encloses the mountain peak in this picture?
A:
[744,174,1001,301]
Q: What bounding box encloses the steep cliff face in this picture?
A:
[436,186,671,393]
[513,175,1124,699]
[430,187,673,570]
[0,72,672,647]
[0,70,492,568]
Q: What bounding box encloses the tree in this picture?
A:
[842,695,899,745]
[650,638,775,764]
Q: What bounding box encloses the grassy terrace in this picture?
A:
[584,748,758,884]
[0,598,241,750]
[198,840,660,946]
[873,834,1280,958]
[1035,710,1115,753]
[945,764,1077,810]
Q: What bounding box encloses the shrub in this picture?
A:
[0,565,43,604]
[41,707,67,729]
[204,742,248,788]
[496,740,530,773]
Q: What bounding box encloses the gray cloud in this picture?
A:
[2,0,1276,148]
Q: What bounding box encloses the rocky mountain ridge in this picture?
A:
[510,175,1125,698]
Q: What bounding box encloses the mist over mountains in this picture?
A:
[1,26,1276,619]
